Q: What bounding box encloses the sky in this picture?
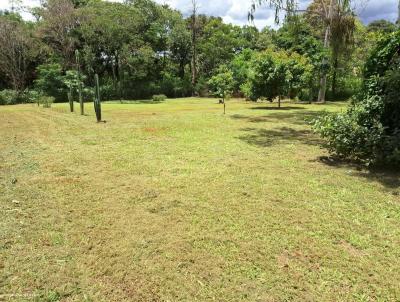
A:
[0,0,398,29]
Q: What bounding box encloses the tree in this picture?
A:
[230,48,254,93]
[251,0,355,102]
[34,63,65,100]
[306,0,355,101]
[249,0,297,24]
[169,20,191,79]
[190,0,199,95]
[198,18,246,77]
[244,49,312,106]
[398,0,400,25]
[38,0,78,68]
[367,20,397,34]
[0,14,38,92]
[314,30,400,166]
[208,65,234,103]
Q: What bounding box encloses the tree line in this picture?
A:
[0,0,398,105]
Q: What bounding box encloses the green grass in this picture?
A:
[1,98,399,301]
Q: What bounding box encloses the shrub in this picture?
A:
[313,30,400,166]
[82,87,94,101]
[34,63,65,102]
[0,89,18,105]
[152,94,167,102]
[313,95,385,165]
[22,90,41,104]
[194,76,209,97]
[159,72,192,98]
[40,96,55,108]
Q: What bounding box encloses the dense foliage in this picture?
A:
[0,0,386,104]
[208,66,235,101]
[244,49,312,104]
[314,30,400,166]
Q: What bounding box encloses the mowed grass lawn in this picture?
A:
[1,98,400,301]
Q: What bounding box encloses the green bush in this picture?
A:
[82,87,95,102]
[313,95,385,164]
[194,76,209,97]
[313,30,400,166]
[22,90,41,104]
[152,94,167,102]
[34,63,65,102]
[0,90,18,105]
[159,73,192,98]
[40,96,55,108]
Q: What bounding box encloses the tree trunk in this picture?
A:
[317,0,334,103]
[191,31,197,95]
[398,0,400,25]
[115,52,123,103]
[179,60,185,79]
[318,24,330,103]
[191,0,198,96]
[331,56,338,97]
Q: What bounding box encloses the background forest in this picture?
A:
[0,0,397,104]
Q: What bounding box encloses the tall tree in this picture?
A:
[190,0,198,95]
[398,0,400,25]
[306,0,355,99]
[38,0,78,68]
[0,14,38,92]
[250,0,355,102]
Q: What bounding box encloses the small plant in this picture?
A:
[22,90,41,104]
[94,74,102,122]
[208,65,234,114]
[40,96,55,108]
[152,94,167,102]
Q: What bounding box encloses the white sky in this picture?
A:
[0,0,398,29]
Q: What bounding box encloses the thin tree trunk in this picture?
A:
[331,56,338,97]
[116,52,123,103]
[318,0,334,103]
[398,0,400,25]
[318,25,330,103]
[179,61,185,79]
[191,0,198,96]
[397,1,400,26]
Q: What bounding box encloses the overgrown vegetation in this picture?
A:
[0,0,389,105]
[314,30,400,166]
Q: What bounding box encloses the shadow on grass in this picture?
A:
[238,127,322,148]
[105,100,164,104]
[231,110,322,126]
[317,156,400,189]
[250,106,306,110]
[232,105,400,189]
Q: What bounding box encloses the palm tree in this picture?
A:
[306,0,355,101]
